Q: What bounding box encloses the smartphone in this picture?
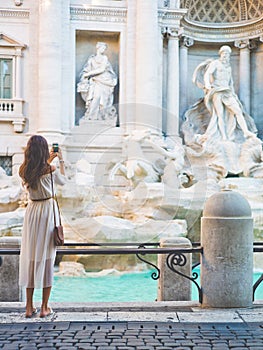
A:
[52,143,59,153]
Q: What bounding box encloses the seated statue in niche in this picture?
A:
[77,42,117,121]
[181,45,260,178]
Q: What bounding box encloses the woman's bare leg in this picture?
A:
[40,286,52,317]
[25,288,35,317]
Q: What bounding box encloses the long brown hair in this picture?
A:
[19,135,50,189]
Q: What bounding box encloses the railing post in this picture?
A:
[201,190,253,308]
[0,237,23,301]
[157,237,192,301]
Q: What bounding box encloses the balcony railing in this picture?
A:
[0,98,25,132]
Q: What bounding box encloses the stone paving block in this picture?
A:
[55,312,107,322]
[75,336,93,341]
[110,342,128,347]
[239,312,263,323]
[93,339,111,343]
[246,341,263,346]
[177,312,242,323]
[92,342,111,347]
[127,340,145,346]
[78,339,95,343]
[211,339,228,344]
[107,312,178,322]
[229,340,246,346]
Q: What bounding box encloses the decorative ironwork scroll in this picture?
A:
[166,252,202,303]
[136,244,160,280]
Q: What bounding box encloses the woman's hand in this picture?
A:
[48,149,57,164]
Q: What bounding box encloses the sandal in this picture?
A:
[40,307,54,318]
[25,308,38,318]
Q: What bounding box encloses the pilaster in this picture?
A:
[234,39,256,114]
[135,0,161,131]
[165,27,180,138]
[37,0,64,135]
[179,36,194,118]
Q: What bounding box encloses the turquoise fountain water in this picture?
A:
[33,269,263,303]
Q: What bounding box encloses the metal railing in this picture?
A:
[1,241,263,303]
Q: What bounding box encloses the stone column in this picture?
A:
[37,0,63,134]
[201,190,253,308]
[179,37,194,118]
[135,0,161,131]
[235,40,251,114]
[122,0,137,134]
[166,28,180,138]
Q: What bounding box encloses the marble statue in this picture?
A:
[192,45,256,144]
[77,42,117,121]
[144,135,191,188]
[109,129,160,186]
[181,45,261,178]
[108,129,194,189]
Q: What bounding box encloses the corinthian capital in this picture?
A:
[235,39,258,50]
[181,36,194,48]
[162,26,183,38]
[234,39,250,49]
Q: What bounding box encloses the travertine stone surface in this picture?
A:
[201,190,253,308]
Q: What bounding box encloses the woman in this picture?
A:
[19,135,66,318]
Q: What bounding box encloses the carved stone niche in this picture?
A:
[0,33,26,133]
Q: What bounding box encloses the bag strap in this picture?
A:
[50,166,62,226]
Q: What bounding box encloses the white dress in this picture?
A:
[19,168,66,289]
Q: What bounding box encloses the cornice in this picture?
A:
[158,9,188,21]
[0,8,29,18]
[70,6,127,23]
[184,15,263,29]
[181,17,263,43]
[70,6,188,26]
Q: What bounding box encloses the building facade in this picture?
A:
[1,0,263,175]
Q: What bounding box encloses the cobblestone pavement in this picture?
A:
[1,302,263,349]
[1,321,263,350]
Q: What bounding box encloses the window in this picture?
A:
[0,58,12,99]
[0,156,12,176]
[0,33,26,132]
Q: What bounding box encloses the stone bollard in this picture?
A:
[157,237,192,301]
[201,190,253,308]
[0,236,23,301]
